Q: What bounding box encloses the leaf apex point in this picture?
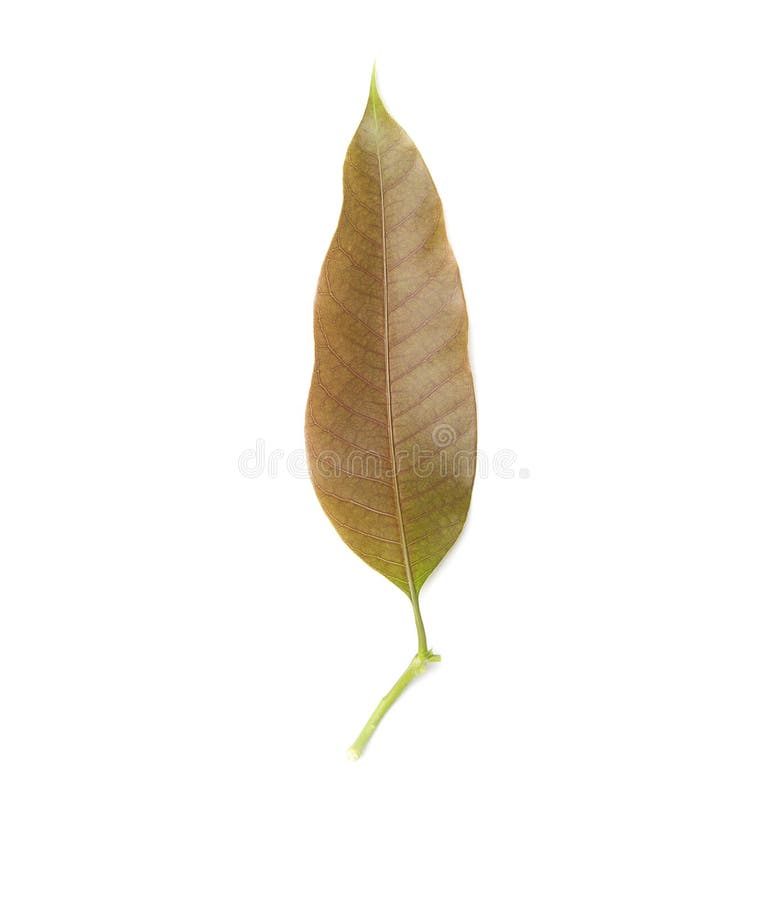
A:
[369,62,379,103]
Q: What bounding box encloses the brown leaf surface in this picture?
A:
[305,72,476,602]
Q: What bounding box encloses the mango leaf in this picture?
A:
[305,68,476,758]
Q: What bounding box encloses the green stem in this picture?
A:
[347,648,441,760]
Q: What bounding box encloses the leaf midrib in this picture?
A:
[371,92,418,605]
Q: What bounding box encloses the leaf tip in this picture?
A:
[368,62,380,106]
[365,62,391,125]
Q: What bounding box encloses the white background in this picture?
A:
[1,1,767,897]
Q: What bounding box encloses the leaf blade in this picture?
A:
[306,73,476,599]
